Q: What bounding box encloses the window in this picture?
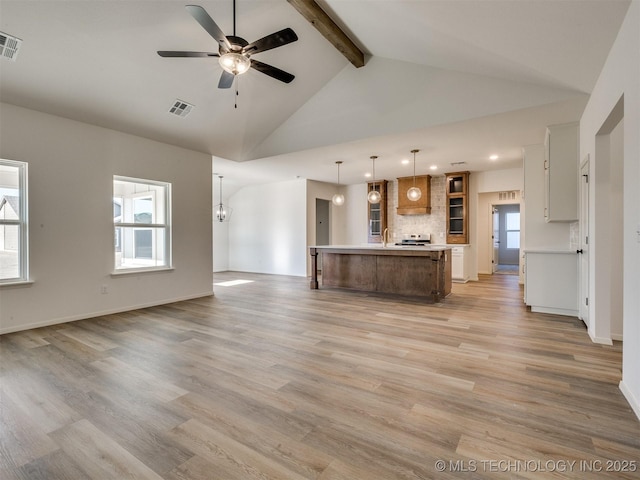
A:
[0,159,28,283]
[113,176,171,271]
[505,212,521,249]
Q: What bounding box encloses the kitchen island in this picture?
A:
[309,245,452,302]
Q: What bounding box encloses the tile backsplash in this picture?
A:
[388,176,447,244]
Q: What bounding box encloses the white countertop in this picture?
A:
[523,248,577,254]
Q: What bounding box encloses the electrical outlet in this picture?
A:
[100,285,108,294]
[637,224,640,243]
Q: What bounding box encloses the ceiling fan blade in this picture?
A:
[250,59,295,84]
[218,71,235,89]
[185,5,231,52]
[243,28,298,55]
[157,51,219,58]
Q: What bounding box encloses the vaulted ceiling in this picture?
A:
[0,0,631,190]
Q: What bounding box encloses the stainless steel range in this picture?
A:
[395,233,431,246]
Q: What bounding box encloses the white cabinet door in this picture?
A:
[525,251,578,316]
[451,246,469,283]
[544,123,579,222]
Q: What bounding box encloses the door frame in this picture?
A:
[579,156,590,326]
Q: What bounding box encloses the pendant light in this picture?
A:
[367,155,381,204]
[215,175,227,222]
[407,149,422,201]
[332,161,345,206]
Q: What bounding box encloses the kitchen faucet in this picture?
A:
[383,228,390,247]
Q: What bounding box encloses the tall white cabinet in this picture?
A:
[522,124,579,317]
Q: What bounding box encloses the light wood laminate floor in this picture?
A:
[1,273,639,479]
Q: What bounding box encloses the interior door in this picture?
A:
[579,159,590,326]
[492,207,499,272]
[316,199,330,270]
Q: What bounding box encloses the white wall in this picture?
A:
[227,179,307,276]
[0,103,213,334]
[579,0,640,419]
[609,120,624,339]
[342,184,369,246]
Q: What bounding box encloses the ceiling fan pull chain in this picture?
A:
[235,78,239,109]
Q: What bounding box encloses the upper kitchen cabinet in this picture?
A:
[367,180,388,243]
[446,171,469,244]
[544,122,579,222]
[397,175,431,215]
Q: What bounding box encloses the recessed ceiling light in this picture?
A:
[401,159,410,165]
[364,172,372,178]
[490,154,499,160]
[430,165,438,170]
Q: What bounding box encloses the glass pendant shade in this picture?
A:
[367,155,381,204]
[332,193,345,206]
[219,52,251,75]
[367,189,381,204]
[407,149,422,201]
[407,186,422,201]
[216,205,227,222]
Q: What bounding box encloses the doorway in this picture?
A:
[579,157,589,327]
[315,198,330,270]
[492,204,520,274]
[592,98,624,343]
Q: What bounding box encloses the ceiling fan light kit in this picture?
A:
[158,3,298,90]
[219,52,251,75]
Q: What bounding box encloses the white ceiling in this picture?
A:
[0,0,631,193]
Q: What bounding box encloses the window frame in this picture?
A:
[112,175,172,273]
[505,212,521,250]
[0,159,29,285]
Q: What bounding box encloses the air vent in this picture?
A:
[168,99,194,118]
[499,191,518,201]
[0,32,22,61]
[450,161,466,167]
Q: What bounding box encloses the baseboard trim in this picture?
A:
[611,333,623,341]
[588,329,614,345]
[620,380,640,421]
[531,306,578,317]
[0,291,214,335]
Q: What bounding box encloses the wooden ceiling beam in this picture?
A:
[287,0,365,68]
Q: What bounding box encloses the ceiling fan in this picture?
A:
[158,3,298,88]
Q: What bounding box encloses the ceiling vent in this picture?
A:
[0,32,22,61]
[450,161,466,167]
[168,99,194,118]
